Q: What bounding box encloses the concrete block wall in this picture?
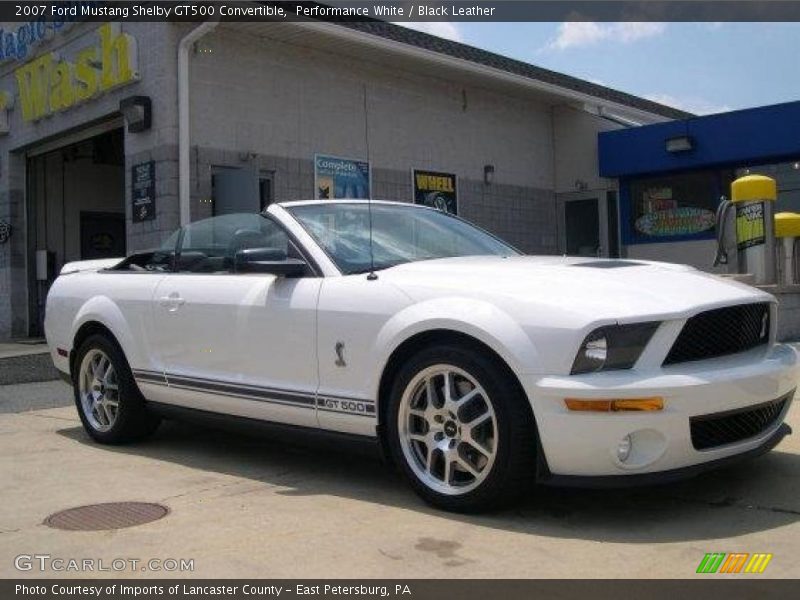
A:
[186,26,561,254]
[191,147,556,254]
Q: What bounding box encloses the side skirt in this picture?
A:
[146,400,385,456]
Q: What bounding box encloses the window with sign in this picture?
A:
[624,170,733,244]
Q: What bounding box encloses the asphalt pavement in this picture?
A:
[1,380,799,578]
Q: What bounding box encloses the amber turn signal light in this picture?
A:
[564,397,664,412]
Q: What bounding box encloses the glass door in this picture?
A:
[559,192,617,258]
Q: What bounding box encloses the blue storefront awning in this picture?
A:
[599,101,800,178]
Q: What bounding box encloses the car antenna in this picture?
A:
[363,84,378,281]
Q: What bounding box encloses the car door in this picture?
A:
[148,213,321,428]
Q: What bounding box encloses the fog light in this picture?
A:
[617,435,632,462]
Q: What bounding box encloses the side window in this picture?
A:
[175,214,288,273]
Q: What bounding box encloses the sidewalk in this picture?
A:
[0,341,57,385]
[0,340,48,360]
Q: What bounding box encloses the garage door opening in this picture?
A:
[26,127,125,336]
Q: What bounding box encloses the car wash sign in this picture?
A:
[11,22,138,124]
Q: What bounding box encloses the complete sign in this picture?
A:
[314,155,371,200]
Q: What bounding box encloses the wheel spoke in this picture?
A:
[442,372,454,405]
[464,412,491,431]
[101,401,115,425]
[94,356,107,381]
[465,439,492,459]
[88,355,99,380]
[92,400,106,426]
[443,453,456,485]
[456,387,480,406]
[426,446,437,475]
[457,456,480,478]
[102,365,116,386]
[426,378,439,408]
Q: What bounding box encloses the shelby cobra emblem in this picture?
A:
[44,200,798,511]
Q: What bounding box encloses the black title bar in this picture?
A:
[5,580,800,600]
[3,1,800,23]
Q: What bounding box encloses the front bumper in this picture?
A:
[526,343,799,481]
[541,422,791,488]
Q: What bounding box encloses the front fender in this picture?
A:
[368,296,540,400]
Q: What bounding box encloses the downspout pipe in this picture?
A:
[178,21,218,226]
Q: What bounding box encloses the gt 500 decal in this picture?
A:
[317,397,375,417]
[134,370,376,418]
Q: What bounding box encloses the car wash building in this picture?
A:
[0,17,684,340]
[599,101,800,269]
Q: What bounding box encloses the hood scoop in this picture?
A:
[572,260,645,269]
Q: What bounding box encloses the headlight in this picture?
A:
[571,322,660,374]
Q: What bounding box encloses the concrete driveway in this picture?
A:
[1,380,799,579]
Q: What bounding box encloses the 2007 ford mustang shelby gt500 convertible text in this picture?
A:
[45,200,798,511]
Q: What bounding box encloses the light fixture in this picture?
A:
[0,90,13,136]
[119,95,152,133]
[665,135,694,153]
[483,164,495,185]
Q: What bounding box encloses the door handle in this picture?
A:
[159,293,185,311]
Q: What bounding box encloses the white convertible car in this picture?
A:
[45,200,798,511]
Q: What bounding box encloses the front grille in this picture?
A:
[690,396,789,450]
[664,303,770,365]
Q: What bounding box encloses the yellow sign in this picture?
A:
[735,201,766,251]
[13,23,137,123]
[415,173,455,193]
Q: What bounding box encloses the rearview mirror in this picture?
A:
[234,248,307,277]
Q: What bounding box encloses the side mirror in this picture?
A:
[234,247,307,277]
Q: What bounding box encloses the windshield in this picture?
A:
[286,202,519,275]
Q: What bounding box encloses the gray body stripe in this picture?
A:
[133,370,374,417]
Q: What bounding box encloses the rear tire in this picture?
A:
[386,343,537,512]
[73,334,160,444]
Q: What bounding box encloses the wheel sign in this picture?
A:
[413,169,458,215]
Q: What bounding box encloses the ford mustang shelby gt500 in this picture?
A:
[45,200,798,511]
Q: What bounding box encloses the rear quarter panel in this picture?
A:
[45,271,166,376]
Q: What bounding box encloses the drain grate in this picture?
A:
[44,502,168,531]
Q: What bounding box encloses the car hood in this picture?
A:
[380,256,773,323]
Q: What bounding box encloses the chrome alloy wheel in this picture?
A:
[78,349,120,432]
[398,365,498,495]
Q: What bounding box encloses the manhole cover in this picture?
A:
[44,502,168,531]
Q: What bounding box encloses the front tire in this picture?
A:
[386,344,537,512]
[73,334,160,444]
